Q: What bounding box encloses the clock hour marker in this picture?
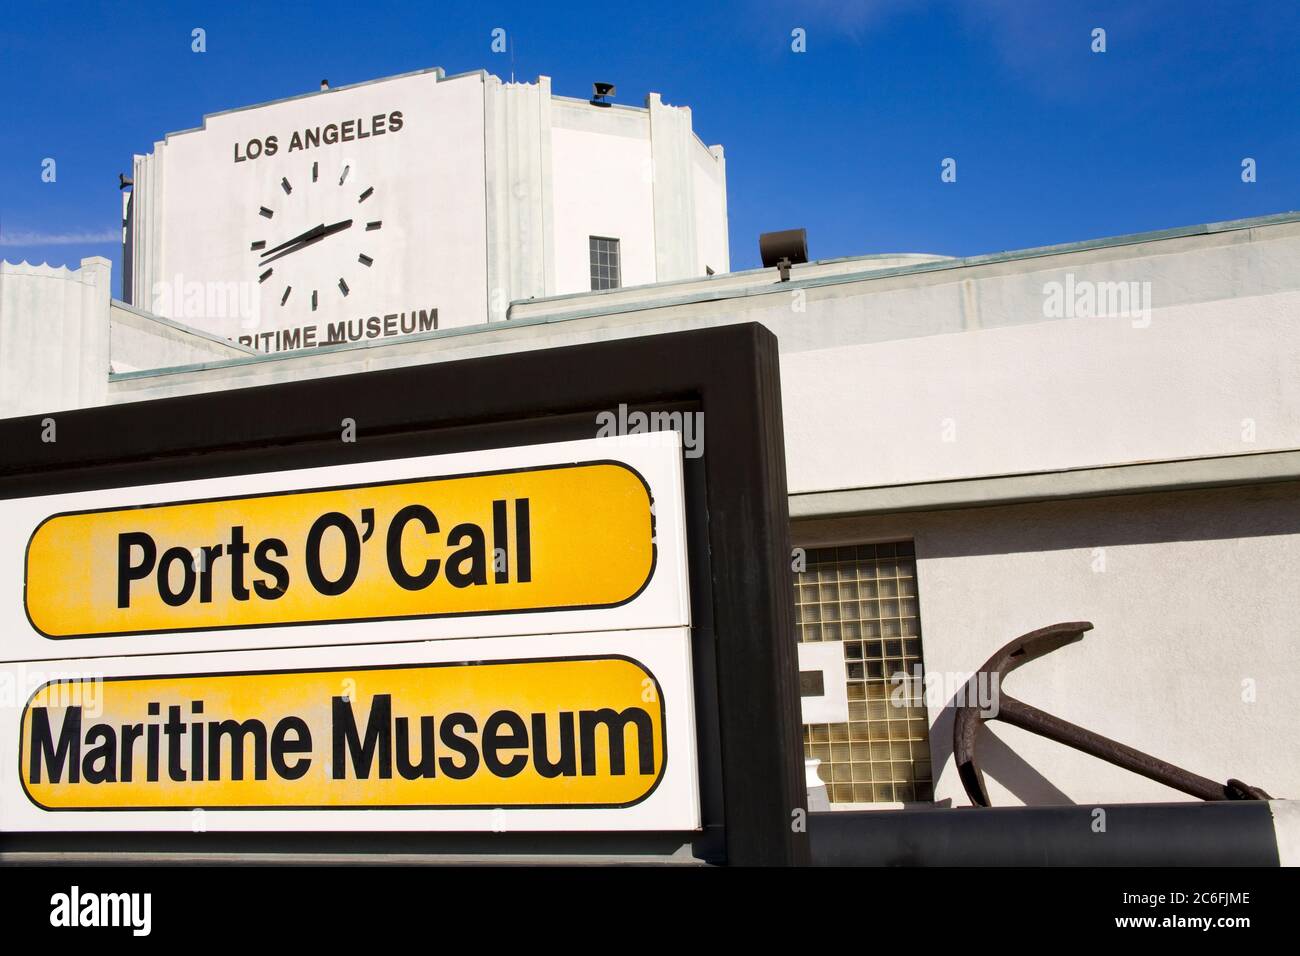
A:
[259,206,274,218]
[366,220,382,231]
[250,240,266,251]
[338,278,350,296]
[259,268,273,283]
[281,285,292,306]
[358,253,373,267]
[311,290,318,311]
[281,177,292,194]
[339,165,350,186]
[358,186,374,203]
[312,162,319,182]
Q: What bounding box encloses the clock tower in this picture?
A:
[122,67,729,353]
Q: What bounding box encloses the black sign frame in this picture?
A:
[0,322,807,866]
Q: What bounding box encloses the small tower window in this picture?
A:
[589,236,621,290]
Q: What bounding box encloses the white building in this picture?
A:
[122,67,728,350]
[2,66,1298,823]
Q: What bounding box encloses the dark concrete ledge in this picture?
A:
[790,449,1300,519]
[0,830,707,866]
[810,801,1280,866]
[2,804,1283,866]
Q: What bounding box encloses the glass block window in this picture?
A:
[589,236,621,290]
[795,542,934,803]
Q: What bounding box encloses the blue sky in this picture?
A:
[2,0,1297,294]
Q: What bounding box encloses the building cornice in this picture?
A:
[789,448,1300,519]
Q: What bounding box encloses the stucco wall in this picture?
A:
[551,122,656,291]
[778,288,1300,493]
[793,480,1300,806]
[483,75,553,315]
[692,143,728,276]
[109,300,253,373]
[0,257,111,417]
[548,95,728,293]
[102,215,1300,495]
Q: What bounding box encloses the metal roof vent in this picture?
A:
[759,228,808,281]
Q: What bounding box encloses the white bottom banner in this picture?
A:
[0,629,700,832]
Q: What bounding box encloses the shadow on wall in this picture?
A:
[795,480,1300,807]
[911,481,1300,561]
[793,481,1300,565]
[929,708,1076,806]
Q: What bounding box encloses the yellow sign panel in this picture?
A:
[25,462,655,638]
[21,656,665,810]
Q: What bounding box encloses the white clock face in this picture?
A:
[250,160,382,320]
[152,71,489,346]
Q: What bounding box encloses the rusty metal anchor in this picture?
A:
[953,622,1271,807]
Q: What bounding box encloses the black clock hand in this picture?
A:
[316,218,353,240]
[259,219,353,265]
[261,222,327,259]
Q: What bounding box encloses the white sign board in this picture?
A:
[0,629,700,832]
[0,432,698,832]
[0,433,689,662]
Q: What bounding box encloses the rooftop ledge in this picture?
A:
[105,208,1300,384]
